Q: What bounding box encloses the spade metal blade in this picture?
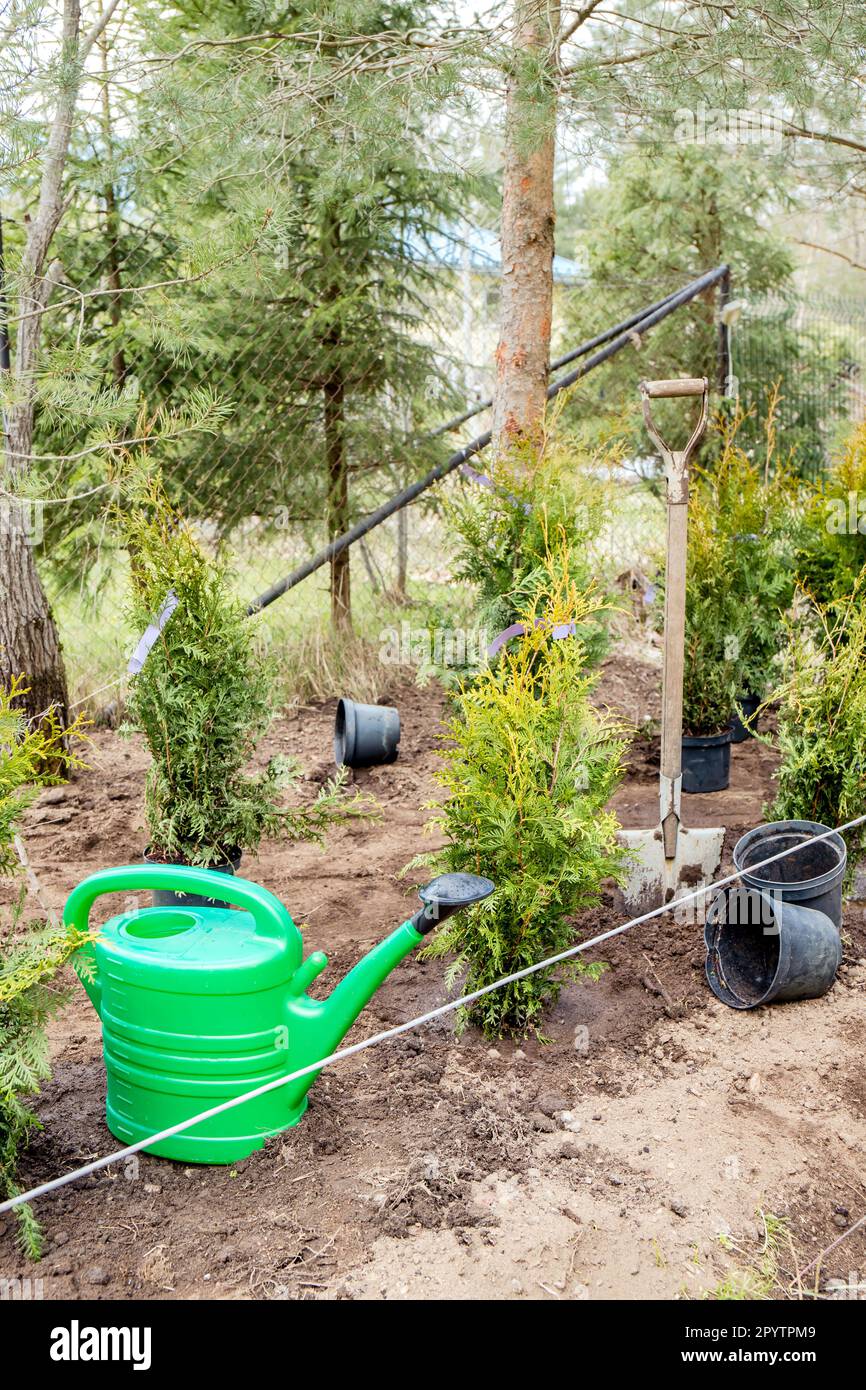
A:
[618,824,725,917]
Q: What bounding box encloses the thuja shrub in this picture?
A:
[692,411,799,702]
[420,564,628,1038]
[118,466,371,867]
[448,429,617,668]
[659,406,801,734]
[768,573,866,878]
[795,420,866,605]
[1,679,89,1256]
[681,479,744,736]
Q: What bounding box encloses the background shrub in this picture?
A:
[768,573,866,879]
[118,465,371,866]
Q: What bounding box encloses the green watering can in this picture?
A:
[69,865,493,1164]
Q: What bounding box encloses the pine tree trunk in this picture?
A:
[322,212,351,632]
[324,370,351,630]
[103,180,128,389]
[395,502,408,602]
[0,516,69,723]
[0,0,89,725]
[2,377,70,724]
[492,1,559,458]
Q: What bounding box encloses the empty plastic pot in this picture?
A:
[704,885,841,1009]
[733,820,847,931]
[334,697,400,768]
[681,728,732,793]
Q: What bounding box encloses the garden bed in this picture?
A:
[1,650,865,1300]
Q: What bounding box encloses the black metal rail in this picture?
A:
[426,283,685,440]
[247,263,729,614]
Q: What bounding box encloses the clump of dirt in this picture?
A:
[374,1149,498,1239]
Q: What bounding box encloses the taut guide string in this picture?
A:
[2,812,864,1217]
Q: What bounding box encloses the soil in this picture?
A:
[1,649,865,1302]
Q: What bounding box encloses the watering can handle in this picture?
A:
[62,865,295,941]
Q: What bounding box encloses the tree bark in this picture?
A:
[322,212,351,631]
[1,323,70,720]
[99,18,127,389]
[103,180,128,389]
[324,369,351,629]
[0,0,86,722]
[394,502,408,602]
[0,524,69,721]
[492,1,559,457]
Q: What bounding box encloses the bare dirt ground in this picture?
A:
[1,647,865,1302]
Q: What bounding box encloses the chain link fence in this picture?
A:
[23,222,866,713]
[732,291,866,480]
[27,218,582,710]
[29,222,478,709]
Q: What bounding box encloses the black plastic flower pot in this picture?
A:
[704,885,841,1009]
[730,692,761,744]
[143,848,242,909]
[732,820,847,931]
[334,697,400,769]
[681,728,732,793]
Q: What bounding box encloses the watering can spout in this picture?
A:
[313,922,421,1053]
[310,873,496,1054]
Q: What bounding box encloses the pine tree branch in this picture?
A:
[79,0,124,64]
[8,209,274,327]
[559,1,606,49]
[794,240,866,275]
[780,120,866,156]
[561,32,705,76]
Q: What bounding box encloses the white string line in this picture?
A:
[1,811,864,1217]
[29,674,128,727]
[69,676,127,710]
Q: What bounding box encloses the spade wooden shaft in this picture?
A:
[639,377,709,860]
[661,454,688,855]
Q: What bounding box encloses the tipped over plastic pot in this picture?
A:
[705,884,841,1009]
[334,697,400,768]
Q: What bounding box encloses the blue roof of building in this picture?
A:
[411,223,584,284]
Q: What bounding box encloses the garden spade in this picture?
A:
[619,377,725,914]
